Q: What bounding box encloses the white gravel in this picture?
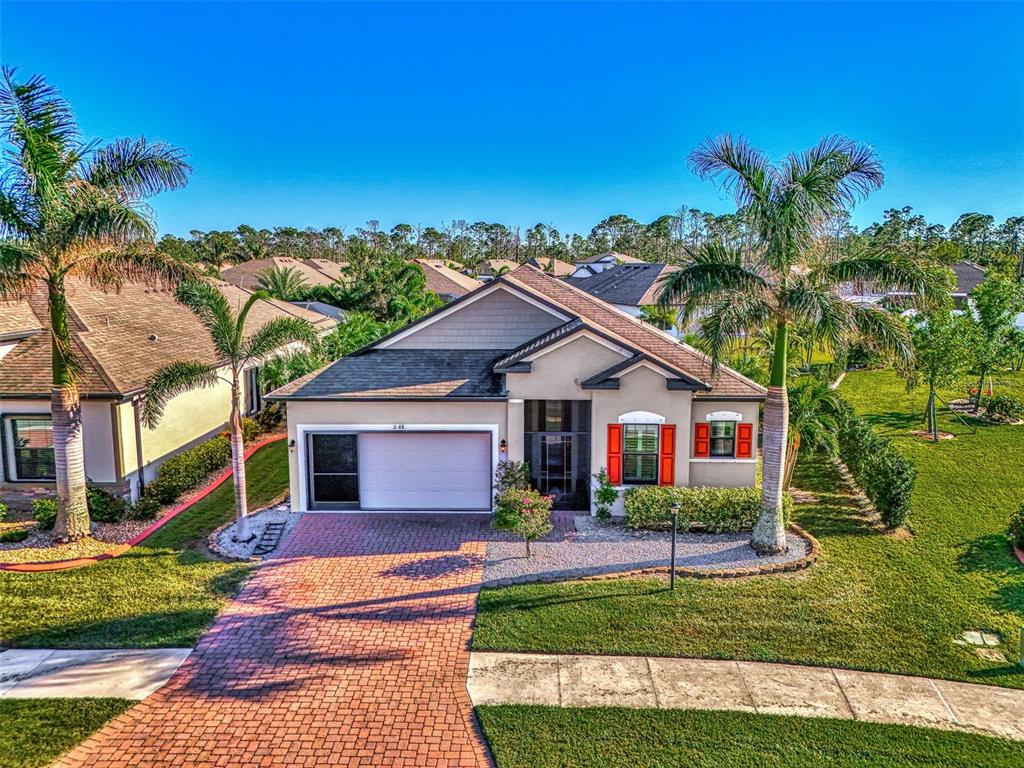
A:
[211,504,301,560]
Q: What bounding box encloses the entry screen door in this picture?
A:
[308,433,359,509]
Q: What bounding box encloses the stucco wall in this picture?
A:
[687,399,760,488]
[505,336,625,402]
[283,399,509,512]
[385,287,564,350]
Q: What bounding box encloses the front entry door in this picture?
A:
[308,433,359,509]
[524,401,591,510]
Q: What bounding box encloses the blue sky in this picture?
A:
[3,1,1023,238]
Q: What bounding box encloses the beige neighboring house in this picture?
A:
[0,280,336,507]
[269,265,764,516]
[219,256,348,291]
[571,251,646,277]
[412,259,483,301]
[475,258,575,279]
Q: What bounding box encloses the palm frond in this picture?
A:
[241,316,317,362]
[784,136,884,212]
[851,305,913,364]
[784,281,853,351]
[0,240,42,298]
[696,293,775,370]
[71,243,200,291]
[688,134,776,213]
[813,253,950,308]
[175,280,239,358]
[657,241,769,313]
[141,360,220,429]
[82,137,191,199]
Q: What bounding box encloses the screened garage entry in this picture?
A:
[306,431,492,511]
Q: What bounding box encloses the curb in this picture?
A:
[484,524,820,588]
[0,435,286,573]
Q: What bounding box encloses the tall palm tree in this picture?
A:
[0,68,192,540]
[660,135,942,553]
[142,281,316,540]
[257,264,308,300]
[784,378,842,490]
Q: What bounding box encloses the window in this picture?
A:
[5,417,56,480]
[622,424,659,484]
[710,421,736,457]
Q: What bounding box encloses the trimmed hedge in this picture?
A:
[835,400,916,529]
[624,485,793,532]
[130,435,232,519]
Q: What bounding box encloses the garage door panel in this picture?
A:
[357,432,491,510]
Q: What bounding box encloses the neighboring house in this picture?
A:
[525,257,575,277]
[842,260,987,309]
[0,280,336,507]
[288,301,347,322]
[475,258,575,279]
[570,251,646,277]
[219,256,347,291]
[413,259,483,301]
[268,265,764,516]
[564,263,683,337]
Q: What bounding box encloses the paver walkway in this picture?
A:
[468,652,1024,741]
[55,514,495,768]
[0,648,190,699]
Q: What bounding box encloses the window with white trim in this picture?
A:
[622,424,659,484]
[4,416,56,480]
[709,421,736,457]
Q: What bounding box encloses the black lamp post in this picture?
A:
[669,502,680,591]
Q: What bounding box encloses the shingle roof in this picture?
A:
[0,299,42,339]
[0,279,336,398]
[414,259,482,297]
[493,319,586,369]
[219,257,347,291]
[504,266,765,399]
[564,263,678,306]
[269,349,505,400]
[952,261,986,295]
[525,257,576,276]
[577,252,646,264]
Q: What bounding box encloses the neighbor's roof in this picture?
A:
[952,261,986,295]
[413,259,482,296]
[525,257,576,276]
[271,349,505,400]
[576,251,646,264]
[0,279,336,398]
[563,263,678,306]
[219,257,347,291]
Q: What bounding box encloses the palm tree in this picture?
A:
[659,135,942,553]
[0,68,192,540]
[257,264,308,300]
[784,378,841,490]
[142,281,316,540]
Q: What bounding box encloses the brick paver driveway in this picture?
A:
[57,514,495,768]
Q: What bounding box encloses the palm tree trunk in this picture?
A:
[48,280,90,542]
[753,320,789,554]
[229,375,253,542]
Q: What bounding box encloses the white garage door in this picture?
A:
[357,432,492,511]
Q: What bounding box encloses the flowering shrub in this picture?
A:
[981,394,1024,422]
[492,487,553,557]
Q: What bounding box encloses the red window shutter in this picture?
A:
[607,424,623,484]
[693,422,711,458]
[736,423,753,458]
[659,424,676,486]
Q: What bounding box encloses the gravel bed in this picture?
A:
[0,518,154,563]
[211,504,301,560]
[483,515,811,586]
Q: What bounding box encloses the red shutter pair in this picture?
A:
[606,424,676,486]
[693,422,753,458]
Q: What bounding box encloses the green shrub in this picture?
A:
[836,400,916,529]
[32,498,57,530]
[592,468,619,522]
[494,460,531,498]
[242,417,261,443]
[982,394,1024,421]
[148,436,231,504]
[492,487,553,557]
[1009,505,1024,549]
[254,402,284,432]
[86,483,128,523]
[128,493,163,521]
[0,527,28,543]
[0,500,6,523]
[624,485,793,532]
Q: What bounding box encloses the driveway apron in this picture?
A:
[55,514,494,768]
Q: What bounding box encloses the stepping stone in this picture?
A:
[981,632,1001,647]
[961,631,985,646]
[252,521,287,556]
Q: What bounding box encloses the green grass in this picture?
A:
[0,698,133,768]
[477,706,1024,768]
[0,440,288,648]
[473,370,1024,688]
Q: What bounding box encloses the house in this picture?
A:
[475,258,575,280]
[0,280,336,507]
[842,260,987,309]
[219,256,347,291]
[413,259,483,301]
[564,263,683,337]
[570,251,646,277]
[268,265,764,516]
[525,257,576,277]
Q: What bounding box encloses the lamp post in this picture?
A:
[669,502,680,591]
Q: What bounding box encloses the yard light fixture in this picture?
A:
[499,439,508,458]
[669,502,680,591]
[288,439,296,452]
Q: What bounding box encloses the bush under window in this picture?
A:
[623,485,793,532]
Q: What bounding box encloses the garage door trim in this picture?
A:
[295,423,499,513]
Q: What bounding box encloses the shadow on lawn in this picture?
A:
[957,533,1024,615]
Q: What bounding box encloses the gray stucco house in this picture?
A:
[269,265,765,515]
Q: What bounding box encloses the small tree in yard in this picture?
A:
[784,379,842,490]
[143,281,316,541]
[492,488,553,558]
[899,309,974,441]
[968,274,1024,408]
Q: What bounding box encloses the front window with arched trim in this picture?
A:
[622,424,659,484]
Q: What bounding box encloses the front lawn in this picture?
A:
[0,698,133,768]
[0,439,288,648]
[477,706,1024,768]
[473,370,1024,688]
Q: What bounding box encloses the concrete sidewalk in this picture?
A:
[0,648,191,699]
[468,652,1024,741]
